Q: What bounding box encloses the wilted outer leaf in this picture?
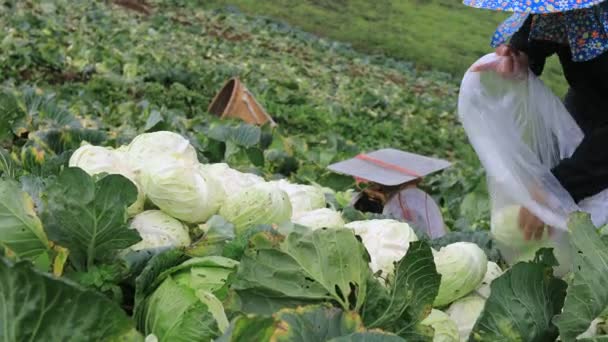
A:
[0,179,49,259]
[44,167,140,270]
[470,249,567,342]
[362,241,440,341]
[0,257,139,341]
[232,228,370,313]
[555,213,608,341]
[219,304,405,342]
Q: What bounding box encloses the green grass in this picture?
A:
[205,0,568,95]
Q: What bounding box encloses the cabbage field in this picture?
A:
[2,1,608,341]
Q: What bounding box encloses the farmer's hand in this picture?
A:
[518,187,553,241]
[518,207,552,241]
[471,45,529,80]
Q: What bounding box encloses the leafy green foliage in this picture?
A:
[219,304,407,341]
[470,249,567,341]
[43,168,140,270]
[362,241,440,341]
[232,229,371,313]
[0,257,139,341]
[137,257,238,342]
[187,215,236,257]
[133,249,190,320]
[140,276,222,341]
[555,213,608,341]
[0,1,590,340]
[202,0,568,95]
[0,179,50,259]
[220,224,276,261]
[0,0,488,227]
[66,263,127,303]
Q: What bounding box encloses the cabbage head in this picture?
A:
[140,256,237,342]
[139,163,225,224]
[269,179,326,218]
[475,261,502,299]
[69,143,128,176]
[345,219,418,278]
[128,210,191,251]
[292,208,345,230]
[127,131,198,174]
[201,163,264,196]
[491,205,571,276]
[421,309,460,342]
[219,182,292,235]
[69,143,145,216]
[433,242,487,307]
[446,294,486,341]
[491,205,550,262]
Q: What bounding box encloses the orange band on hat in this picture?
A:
[355,154,421,178]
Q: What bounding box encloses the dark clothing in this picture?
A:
[509,17,608,203]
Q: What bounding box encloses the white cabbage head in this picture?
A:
[69,143,145,216]
[69,143,128,176]
[433,242,488,307]
[219,182,292,235]
[292,208,345,230]
[139,162,225,224]
[201,163,265,196]
[345,219,418,278]
[268,179,326,218]
[491,205,572,276]
[421,309,460,342]
[491,205,550,262]
[475,261,503,299]
[126,131,199,174]
[446,294,486,341]
[128,210,191,251]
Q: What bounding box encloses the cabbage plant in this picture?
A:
[139,163,225,224]
[139,256,238,342]
[292,208,345,230]
[269,179,326,218]
[433,242,487,307]
[128,210,191,251]
[345,219,418,278]
[69,143,145,216]
[219,182,292,234]
[421,309,460,342]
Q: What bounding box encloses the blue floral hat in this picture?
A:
[463,0,605,13]
[464,0,608,62]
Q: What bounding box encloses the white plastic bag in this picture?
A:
[458,53,608,273]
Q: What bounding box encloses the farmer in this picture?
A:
[464,0,608,240]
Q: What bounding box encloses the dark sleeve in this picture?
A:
[508,16,558,76]
[551,125,608,203]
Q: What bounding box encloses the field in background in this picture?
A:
[205,0,568,95]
